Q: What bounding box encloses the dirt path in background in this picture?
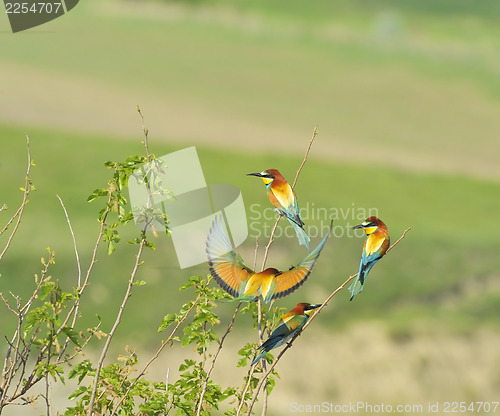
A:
[1,63,499,181]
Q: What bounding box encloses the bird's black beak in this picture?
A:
[307,303,322,310]
[352,224,364,230]
[247,172,263,177]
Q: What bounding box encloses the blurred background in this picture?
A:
[1,0,500,414]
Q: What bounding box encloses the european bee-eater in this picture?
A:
[252,302,321,366]
[206,216,331,303]
[247,169,310,251]
[349,216,390,301]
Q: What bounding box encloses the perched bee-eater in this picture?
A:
[349,216,390,301]
[247,169,310,251]
[252,302,321,366]
[206,216,331,303]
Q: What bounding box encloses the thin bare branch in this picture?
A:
[55,195,84,362]
[386,228,411,254]
[235,366,256,416]
[1,193,109,407]
[43,324,55,416]
[260,217,280,272]
[55,322,103,365]
[0,135,33,261]
[56,195,81,287]
[0,296,23,410]
[196,302,241,416]
[245,227,412,415]
[233,239,261,416]
[87,238,147,416]
[0,293,17,316]
[137,106,160,238]
[253,237,259,271]
[0,248,56,410]
[48,191,112,345]
[110,295,201,416]
[137,106,152,162]
[256,299,268,415]
[291,127,318,190]
[19,250,54,315]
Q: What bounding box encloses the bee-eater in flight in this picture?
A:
[349,216,390,301]
[247,169,311,251]
[206,216,331,303]
[252,302,321,366]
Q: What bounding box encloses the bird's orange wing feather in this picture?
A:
[210,262,253,297]
[270,182,295,211]
[271,267,311,300]
[364,231,390,257]
[206,216,254,297]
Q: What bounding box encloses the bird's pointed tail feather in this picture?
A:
[251,351,267,366]
[291,221,311,251]
[348,273,365,301]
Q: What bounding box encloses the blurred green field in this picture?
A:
[1,121,498,343]
[1,0,500,414]
[1,121,499,415]
[2,0,500,179]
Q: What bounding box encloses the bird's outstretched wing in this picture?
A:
[271,221,332,300]
[206,215,254,297]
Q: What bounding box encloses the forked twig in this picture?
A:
[0,135,33,262]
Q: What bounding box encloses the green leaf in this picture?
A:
[61,326,82,347]
[179,282,193,291]
[39,282,55,300]
[266,375,276,394]
[107,240,115,256]
[179,359,195,371]
[158,313,176,333]
[87,188,108,202]
[68,385,89,400]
